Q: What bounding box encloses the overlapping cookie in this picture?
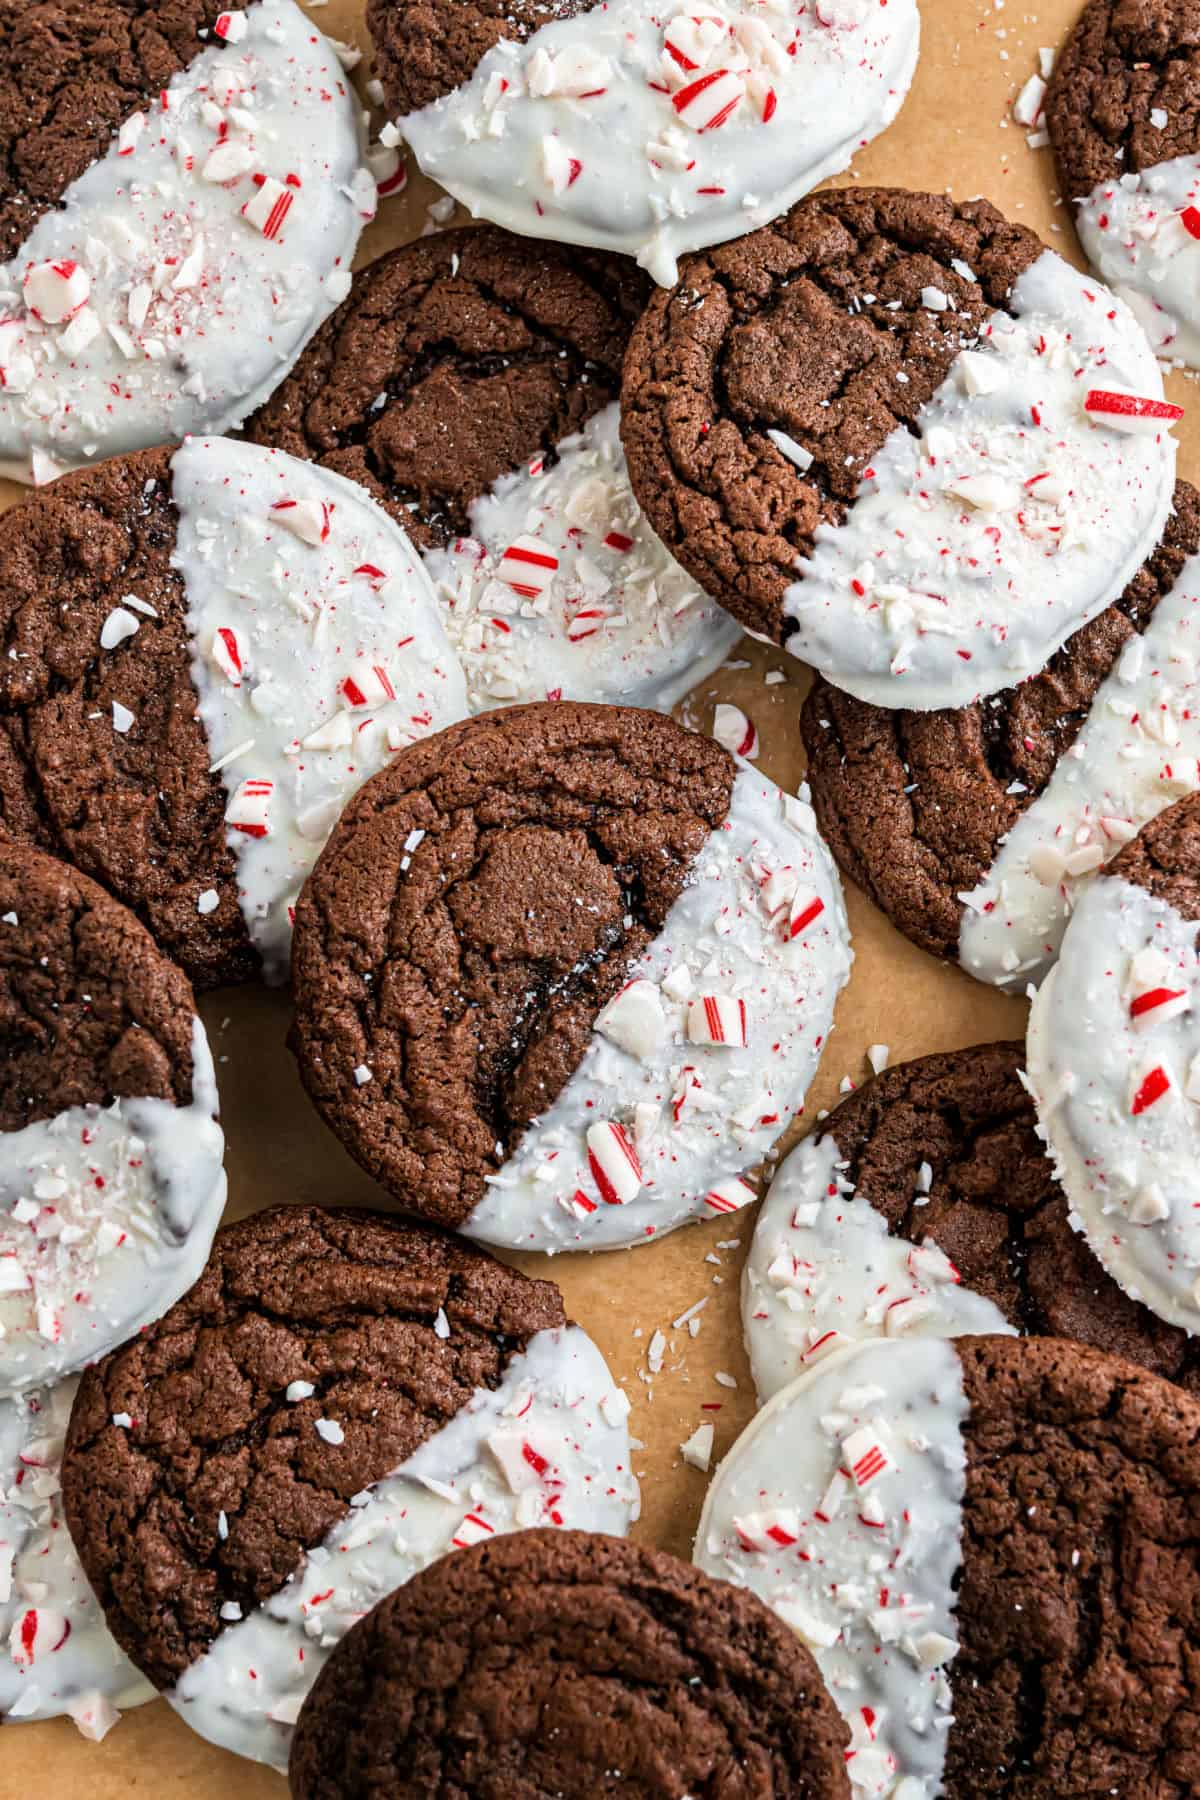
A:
[1047,0,1200,369]
[367,0,919,285]
[801,480,1200,988]
[289,1530,852,1799]
[0,438,467,988]
[697,1333,1200,1796]
[248,227,741,712]
[1027,790,1200,1336]
[61,1206,638,1769]
[743,1043,1200,1405]
[290,703,851,1251]
[622,187,1181,710]
[0,1,373,481]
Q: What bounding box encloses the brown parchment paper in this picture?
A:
[10,0,1200,1790]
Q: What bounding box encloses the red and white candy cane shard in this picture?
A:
[210,626,245,686]
[713,702,758,759]
[672,68,745,132]
[225,777,273,839]
[1180,206,1200,242]
[498,534,559,597]
[1083,388,1185,433]
[664,14,727,73]
[353,563,388,590]
[243,175,295,240]
[1129,986,1190,1023]
[1131,1064,1171,1115]
[703,1176,756,1214]
[801,1328,847,1364]
[906,1241,960,1286]
[603,530,634,553]
[788,888,826,939]
[586,1120,643,1205]
[814,1467,849,1523]
[271,496,332,546]
[339,659,397,709]
[687,994,749,1048]
[568,607,608,642]
[842,1425,891,1490]
[214,9,248,40]
[12,1608,71,1668]
[451,1510,495,1549]
[733,1508,800,1553]
[23,258,91,325]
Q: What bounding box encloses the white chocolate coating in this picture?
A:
[463,768,852,1252]
[174,438,469,982]
[169,1325,638,1769]
[695,1337,968,1799]
[784,250,1178,710]
[1027,875,1200,1333]
[0,1018,226,1396]
[398,0,920,287]
[421,404,741,711]
[743,1134,1011,1404]
[0,2,370,480]
[959,550,1200,991]
[0,1379,152,1732]
[1076,156,1200,371]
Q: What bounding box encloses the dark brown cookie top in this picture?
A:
[246,226,649,551]
[1046,0,1200,200]
[288,1528,852,1800]
[0,448,253,990]
[61,1204,565,1689]
[800,479,1200,962]
[619,188,1043,644]
[819,1043,1200,1388]
[0,1,226,261]
[950,1333,1200,1796]
[0,841,199,1129]
[1109,787,1200,920]
[290,702,734,1230]
[366,0,602,117]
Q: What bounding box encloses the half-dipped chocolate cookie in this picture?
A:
[801,480,1200,988]
[0,2,372,481]
[289,1529,852,1799]
[1027,790,1200,1335]
[248,228,741,713]
[367,0,919,286]
[743,1043,1200,1404]
[290,703,852,1251]
[0,437,467,988]
[698,1333,1200,1797]
[61,1206,638,1770]
[622,187,1181,709]
[0,845,225,1397]
[1047,0,1200,368]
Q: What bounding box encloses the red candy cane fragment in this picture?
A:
[271,497,332,546]
[214,10,248,40]
[340,660,396,709]
[789,888,826,939]
[1131,1065,1171,1114]
[712,702,758,759]
[686,994,748,1048]
[586,1121,643,1205]
[734,1508,800,1552]
[242,176,294,240]
[842,1425,891,1490]
[703,1176,756,1214]
[1129,986,1189,1024]
[225,777,273,839]
[906,1241,960,1285]
[1179,206,1200,241]
[210,626,245,686]
[664,14,727,73]
[672,68,745,132]
[1083,388,1185,434]
[498,535,558,597]
[451,1510,494,1549]
[23,260,90,325]
[12,1608,71,1668]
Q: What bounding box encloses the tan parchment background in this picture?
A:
[10,0,1200,1790]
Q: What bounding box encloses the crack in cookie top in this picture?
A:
[0,438,468,991]
[369,0,919,287]
[1027,791,1200,1334]
[1047,0,1200,368]
[0,846,225,1397]
[0,1,371,480]
[743,1043,1200,1406]
[247,229,742,712]
[289,1528,852,1799]
[801,479,1200,986]
[61,1207,637,1767]
[621,187,1181,709]
[697,1333,1200,1798]
[289,701,851,1250]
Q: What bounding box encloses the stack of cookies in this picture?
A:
[1,0,1200,1796]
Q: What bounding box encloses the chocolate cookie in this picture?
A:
[1046,0,1200,367]
[1027,789,1200,1335]
[0,436,467,988]
[801,479,1200,987]
[289,1528,851,1800]
[60,1204,638,1770]
[289,701,852,1252]
[248,228,740,713]
[743,1043,1200,1403]
[369,0,920,288]
[0,843,224,1397]
[0,1,371,480]
[621,186,1180,710]
[698,1332,1200,1796]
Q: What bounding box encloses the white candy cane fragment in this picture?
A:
[225,777,273,839]
[672,68,745,132]
[733,1508,800,1552]
[943,472,1021,512]
[687,994,748,1048]
[210,626,246,686]
[498,535,558,597]
[242,175,297,240]
[214,9,248,39]
[712,703,758,759]
[451,1509,495,1549]
[271,496,331,546]
[664,14,727,73]
[1083,389,1184,434]
[595,979,667,1060]
[23,259,91,324]
[841,1425,891,1489]
[540,137,583,194]
[907,1241,960,1285]
[339,659,396,708]
[586,1120,643,1205]
[1012,72,1046,126]
[703,1176,756,1215]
